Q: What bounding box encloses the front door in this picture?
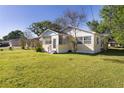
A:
[53,38,56,49]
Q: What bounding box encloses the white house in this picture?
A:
[39,27,105,54]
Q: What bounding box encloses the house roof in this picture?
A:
[39,26,101,38]
[61,26,97,34]
[31,37,40,40]
[8,38,20,41]
[108,39,117,43]
[39,29,69,37]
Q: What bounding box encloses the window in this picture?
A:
[97,37,99,44]
[59,35,63,44]
[77,37,83,44]
[84,36,91,44]
[44,37,51,44]
[53,39,56,48]
[59,35,67,44]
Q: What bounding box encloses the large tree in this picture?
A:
[87,6,124,46]
[3,30,24,40]
[28,21,61,36]
[87,20,99,32]
[0,39,3,42]
[23,30,33,49]
[54,16,68,29]
[87,20,109,34]
[55,10,86,52]
[100,5,124,46]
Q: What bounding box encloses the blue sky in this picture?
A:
[0,5,102,39]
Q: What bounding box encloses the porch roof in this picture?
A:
[39,29,69,38]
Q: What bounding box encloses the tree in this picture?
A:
[54,16,68,29]
[24,30,33,49]
[100,5,124,46]
[20,35,26,49]
[55,10,86,52]
[24,30,33,39]
[3,35,8,41]
[87,20,99,32]
[28,21,61,36]
[87,20,109,34]
[0,39,3,42]
[87,6,124,47]
[3,30,24,40]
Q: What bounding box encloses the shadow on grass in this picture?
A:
[58,52,98,56]
[58,48,124,56]
[99,48,124,56]
[103,58,124,64]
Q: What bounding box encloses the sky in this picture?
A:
[0,5,103,39]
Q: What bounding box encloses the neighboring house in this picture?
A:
[108,39,123,47]
[8,38,40,48]
[30,37,40,48]
[39,27,105,54]
[0,41,9,47]
[9,38,21,47]
[108,39,117,47]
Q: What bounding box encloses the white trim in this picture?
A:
[39,29,58,37]
[62,26,97,34]
[76,50,96,54]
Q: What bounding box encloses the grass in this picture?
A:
[0,47,124,88]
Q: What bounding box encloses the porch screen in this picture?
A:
[44,37,51,44]
[59,35,67,44]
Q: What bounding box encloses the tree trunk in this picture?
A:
[73,28,78,53]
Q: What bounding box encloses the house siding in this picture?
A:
[58,44,70,53]
[65,29,96,53]
[94,34,102,53]
[40,28,103,54]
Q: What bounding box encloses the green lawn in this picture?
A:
[0,48,124,88]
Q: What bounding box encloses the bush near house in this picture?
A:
[35,40,44,52]
[36,47,44,52]
[9,47,13,50]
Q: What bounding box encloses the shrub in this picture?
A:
[35,40,44,52]
[20,36,26,50]
[9,47,13,50]
[0,49,3,51]
[36,47,43,52]
[21,46,25,49]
